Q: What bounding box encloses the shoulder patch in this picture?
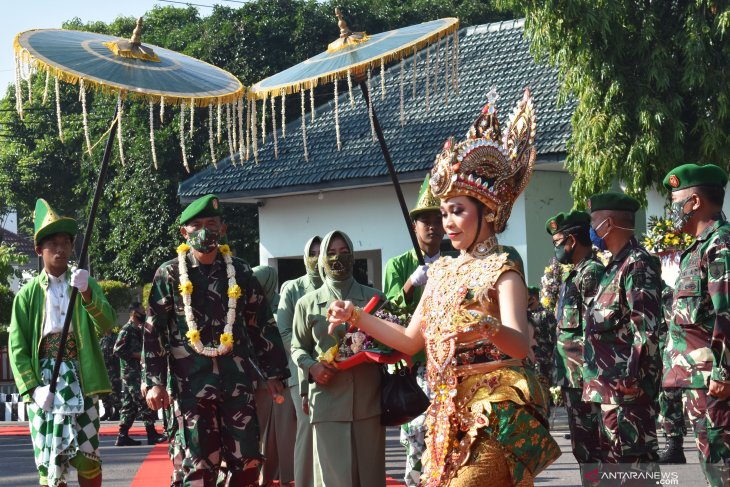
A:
[709,261,726,280]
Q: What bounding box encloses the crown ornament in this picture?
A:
[429,88,536,232]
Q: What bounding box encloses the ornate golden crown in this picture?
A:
[429,88,536,232]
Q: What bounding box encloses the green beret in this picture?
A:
[545,210,591,235]
[527,286,540,296]
[180,194,222,225]
[34,198,78,245]
[587,192,640,213]
[662,163,729,192]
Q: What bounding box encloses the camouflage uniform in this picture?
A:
[527,305,557,387]
[100,331,122,416]
[584,237,662,470]
[555,255,604,470]
[663,218,730,485]
[144,252,289,487]
[114,320,157,428]
[657,285,687,439]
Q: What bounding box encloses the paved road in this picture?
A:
[0,410,711,486]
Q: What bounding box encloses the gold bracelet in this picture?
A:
[349,306,363,327]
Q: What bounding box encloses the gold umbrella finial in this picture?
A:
[130,17,143,45]
[103,16,160,62]
[327,7,369,53]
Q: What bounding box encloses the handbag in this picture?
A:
[380,362,430,426]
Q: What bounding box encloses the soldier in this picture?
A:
[99,327,121,421]
[657,282,687,463]
[114,302,166,446]
[546,210,604,483]
[526,285,557,388]
[662,163,730,486]
[276,236,322,487]
[143,194,289,487]
[9,199,114,487]
[585,192,663,479]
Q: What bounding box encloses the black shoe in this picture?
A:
[115,433,142,446]
[564,433,571,440]
[146,428,168,445]
[658,436,686,464]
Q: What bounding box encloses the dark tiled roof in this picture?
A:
[0,228,35,257]
[179,19,574,201]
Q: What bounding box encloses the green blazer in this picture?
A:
[291,281,384,423]
[9,270,115,398]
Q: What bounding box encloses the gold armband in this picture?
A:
[349,306,363,327]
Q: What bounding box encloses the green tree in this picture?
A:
[499,0,730,203]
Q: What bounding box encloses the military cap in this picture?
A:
[587,192,640,213]
[545,210,591,235]
[410,174,441,219]
[662,163,728,192]
[33,198,78,245]
[527,286,540,296]
[179,194,222,225]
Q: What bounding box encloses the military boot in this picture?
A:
[115,425,141,446]
[146,424,168,445]
[658,435,686,464]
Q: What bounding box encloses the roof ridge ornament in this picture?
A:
[103,17,160,63]
[327,7,370,53]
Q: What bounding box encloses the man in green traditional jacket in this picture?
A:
[143,194,289,487]
[276,236,322,487]
[9,198,115,487]
[546,210,604,484]
[662,163,730,485]
[383,175,443,486]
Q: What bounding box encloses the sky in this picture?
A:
[0,0,213,92]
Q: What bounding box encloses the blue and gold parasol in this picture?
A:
[249,11,460,264]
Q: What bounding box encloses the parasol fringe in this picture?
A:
[399,58,405,127]
[232,98,238,154]
[411,47,417,100]
[271,94,279,159]
[14,53,24,119]
[434,35,440,98]
[179,102,189,173]
[281,92,286,138]
[217,101,222,144]
[245,98,251,161]
[226,102,234,163]
[160,96,165,122]
[251,97,259,164]
[80,79,92,155]
[367,66,375,143]
[27,72,32,105]
[246,17,459,101]
[43,71,49,105]
[300,89,308,162]
[261,94,267,144]
[189,98,195,138]
[444,34,449,105]
[310,85,315,123]
[425,44,431,111]
[238,95,245,164]
[149,100,158,169]
[116,92,125,165]
[380,58,386,101]
[55,77,63,142]
[334,77,341,151]
[208,103,217,168]
[453,30,459,95]
[347,69,354,107]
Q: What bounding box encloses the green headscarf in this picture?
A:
[318,230,355,300]
[252,265,280,312]
[304,235,323,288]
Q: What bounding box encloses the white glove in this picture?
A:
[409,265,429,287]
[32,385,54,412]
[70,267,89,293]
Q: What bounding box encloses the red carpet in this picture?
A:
[0,424,147,436]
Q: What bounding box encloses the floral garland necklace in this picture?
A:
[176,242,241,357]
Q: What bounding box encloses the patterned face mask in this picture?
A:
[668,196,695,232]
[305,256,319,275]
[324,253,353,281]
[186,228,220,254]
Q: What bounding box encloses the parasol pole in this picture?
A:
[359,81,424,265]
[49,108,119,394]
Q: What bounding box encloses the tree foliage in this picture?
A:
[0,1,506,285]
[500,0,730,204]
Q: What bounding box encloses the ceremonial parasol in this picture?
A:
[248,11,461,264]
[13,18,246,393]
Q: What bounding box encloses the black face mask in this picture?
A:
[554,237,575,264]
[133,312,145,322]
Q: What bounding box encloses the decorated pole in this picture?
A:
[49,109,118,394]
